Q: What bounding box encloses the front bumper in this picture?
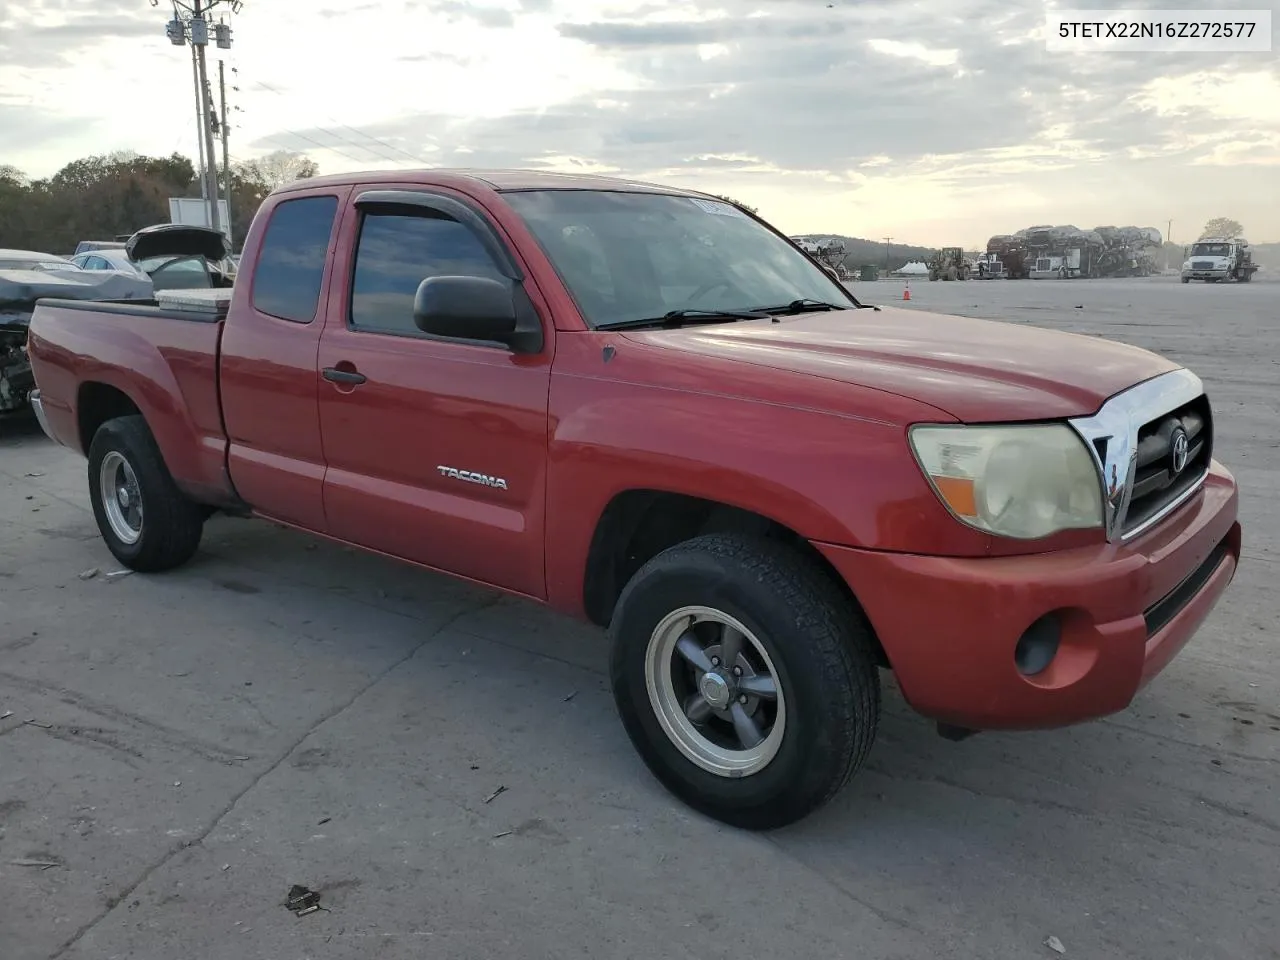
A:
[814,460,1240,730]
[1182,269,1230,280]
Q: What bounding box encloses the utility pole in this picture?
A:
[160,0,240,237]
[192,1,221,234]
[219,59,232,245]
[1166,219,1173,273]
[189,40,207,201]
[883,236,893,271]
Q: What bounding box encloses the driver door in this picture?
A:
[315,187,553,599]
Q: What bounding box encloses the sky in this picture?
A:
[1,0,1277,247]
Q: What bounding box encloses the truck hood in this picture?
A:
[621,306,1180,422]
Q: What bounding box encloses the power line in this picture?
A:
[258,129,384,166]
[247,79,434,166]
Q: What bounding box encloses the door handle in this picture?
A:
[322,366,367,385]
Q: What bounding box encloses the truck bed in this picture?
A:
[26,297,235,505]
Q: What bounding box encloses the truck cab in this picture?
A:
[1181,237,1257,283]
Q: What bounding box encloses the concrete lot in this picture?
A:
[1,274,1276,960]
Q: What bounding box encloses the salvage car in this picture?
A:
[71,224,235,290]
[0,248,81,272]
[1,255,151,415]
[25,170,1241,829]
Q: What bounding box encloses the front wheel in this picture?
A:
[609,534,880,830]
[87,415,205,572]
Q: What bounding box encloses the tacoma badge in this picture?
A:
[436,465,508,490]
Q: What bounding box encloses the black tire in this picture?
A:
[609,533,880,830]
[87,415,205,572]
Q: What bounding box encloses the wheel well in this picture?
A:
[582,490,888,666]
[77,382,141,453]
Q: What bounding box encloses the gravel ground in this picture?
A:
[1,274,1276,960]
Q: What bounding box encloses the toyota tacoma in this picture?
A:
[26,170,1241,829]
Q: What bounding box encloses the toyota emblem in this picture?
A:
[1170,429,1190,475]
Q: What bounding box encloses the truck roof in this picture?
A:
[273,167,709,198]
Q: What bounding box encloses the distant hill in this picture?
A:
[792,234,935,271]
[1249,242,1279,266]
[796,234,1277,272]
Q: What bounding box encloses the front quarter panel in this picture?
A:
[542,333,990,615]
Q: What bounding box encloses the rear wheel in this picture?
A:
[87,415,205,572]
[609,534,880,830]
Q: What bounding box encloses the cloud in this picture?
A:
[0,6,160,66]
[433,1,516,29]
[361,1,1276,184]
[4,0,1278,242]
[0,103,97,153]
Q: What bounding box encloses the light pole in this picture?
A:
[157,0,241,237]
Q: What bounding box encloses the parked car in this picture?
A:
[0,248,81,272]
[1,251,150,414]
[73,239,129,256]
[25,170,1242,830]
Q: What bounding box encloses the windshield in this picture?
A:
[137,256,206,273]
[503,190,854,328]
[139,255,212,290]
[1191,242,1232,257]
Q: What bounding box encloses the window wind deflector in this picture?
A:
[600,308,770,331]
[352,189,523,281]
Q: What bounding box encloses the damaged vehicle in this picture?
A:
[71,224,236,291]
[0,253,151,416]
[127,224,235,289]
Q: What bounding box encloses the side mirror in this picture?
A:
[413,275,518,344]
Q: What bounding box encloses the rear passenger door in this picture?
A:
[315,188,553,599]
[220,189,349,532]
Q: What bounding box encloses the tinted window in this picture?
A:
[251,195,338,323]
[349,211,505,336]
[504,190,852,328]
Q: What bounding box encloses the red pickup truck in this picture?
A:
[27,170,1241,829]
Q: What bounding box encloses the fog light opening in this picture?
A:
[1015,613,1062,676]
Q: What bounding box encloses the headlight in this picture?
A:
[908,423,1103,539]
[1182,261,1192,270]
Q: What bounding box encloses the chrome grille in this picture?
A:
[1191,260,1215,269]
[1125,395,1212,535]
[1069,369,1211,542]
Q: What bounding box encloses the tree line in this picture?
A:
[0,149,319,256]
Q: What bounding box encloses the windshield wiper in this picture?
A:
[756,297,880,315]
[600,308,770,331]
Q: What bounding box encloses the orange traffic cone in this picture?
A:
[902,282,911,301]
